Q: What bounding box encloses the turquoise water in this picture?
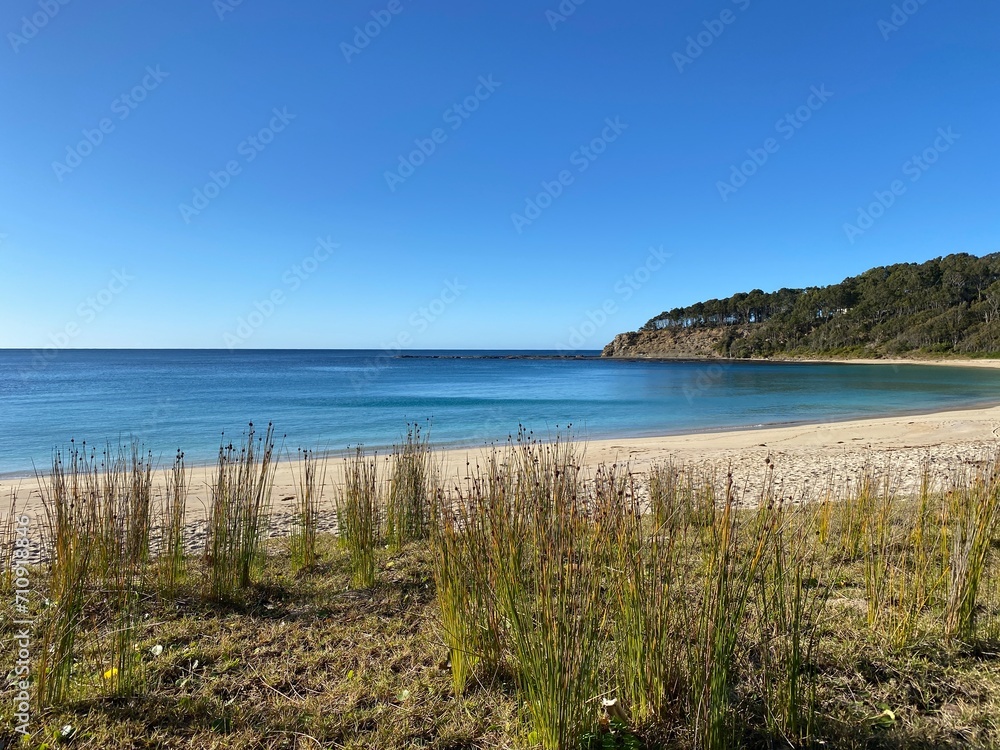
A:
[2,349,1000,476]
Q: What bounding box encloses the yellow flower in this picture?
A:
[103,667,118,681]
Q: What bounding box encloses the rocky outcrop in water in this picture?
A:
[601,326,741,358]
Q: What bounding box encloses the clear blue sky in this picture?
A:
[1,0,997,350]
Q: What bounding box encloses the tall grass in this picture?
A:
[649,460,715,532]
[494,437,607,750]
[429,432,609,749]
[386,423,432,550]
[647,460,679,530]
[863,472,896,631]
[158,450,188,596]
[205,422,278,600]
[611,465,684,726]
[337,447,381,589]
[21,423,1000,745]
[437,449,516,680]
[430,491,480,696]
[1,488,20,590]
[837,468,877,560]
[944,459,1000,641]
[93,442,154,697]
[754,501,831,744]
[689,478,771,750]
[35,441,155,702]
[36,442,96,707]
[291,448,326,571]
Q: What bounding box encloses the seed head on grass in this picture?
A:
[205,422,279,601]
[386,422,433,550]
[158,450,188,596]
[291,448,327,571]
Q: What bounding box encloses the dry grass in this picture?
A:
[1,435,1000,749]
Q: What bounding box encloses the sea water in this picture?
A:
[2,349,999,476]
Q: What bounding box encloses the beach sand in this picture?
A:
[4,399,1000,541]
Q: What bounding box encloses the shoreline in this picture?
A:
[4,400,1000,519]
[604,354,1000,369]
[4,356,1000,484]
[3,394,1000,484]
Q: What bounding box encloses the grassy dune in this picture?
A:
[1,425,999,749]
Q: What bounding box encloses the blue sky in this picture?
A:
[1,0,997,350]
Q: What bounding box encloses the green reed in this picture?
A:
[158,450,188,596]
[291,448,326,571]
[386,423,432,550]
[610,465,685,726]
[205,423,278,600]
[690,477,772,750]
[36,442,96,707]
[755,502,831,744]
[430,490,480,696]
[337,447,381,589]
[944,459,1000,641]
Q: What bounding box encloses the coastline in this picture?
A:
[605,353,1000,369]
[4,399,1000,520]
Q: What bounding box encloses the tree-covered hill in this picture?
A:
[603,253,1000,358]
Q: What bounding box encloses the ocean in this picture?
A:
[2,349,1000,476]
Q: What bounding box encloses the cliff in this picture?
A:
[601,326,747,358]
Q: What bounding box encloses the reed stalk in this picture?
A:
[291,448,326,571]
[430,490,480,696]
[158,450,188,596]
[690,476,772,750]
[337,448,381,589]
[612,472,684,725]
[755,502,831,744]
[36,442,96,708]
[205,422,278,600]
[944,459,1000,641]
[386,423,432,550]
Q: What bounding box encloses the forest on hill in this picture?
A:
[609,253,1000,358]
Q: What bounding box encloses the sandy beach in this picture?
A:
[4,394,1000,533]
[5,357,1000,531]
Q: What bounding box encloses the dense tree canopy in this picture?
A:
[641,253,1000,357]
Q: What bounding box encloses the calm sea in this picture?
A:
[2,349,1000,476]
